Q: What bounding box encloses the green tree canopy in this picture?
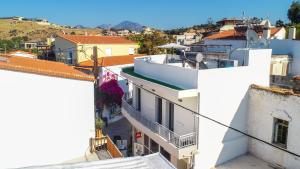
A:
[288,1,300,24]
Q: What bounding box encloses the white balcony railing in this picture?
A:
[122,99,196,149]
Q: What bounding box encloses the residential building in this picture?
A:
[120,48,272,169]
[176,33,202,45]
[20,40,39,49]
[0,55,96,168]
[202,25,300,90]
[54,35,139,65]
[216,18,243,31]
[117,29,130,36]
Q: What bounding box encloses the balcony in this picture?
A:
[90,135,123,160]
[122,99,196,149]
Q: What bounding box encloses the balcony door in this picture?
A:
[168,102,174,132]
[136,87,141,111]
[156,97,162,124]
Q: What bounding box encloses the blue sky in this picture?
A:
[0,0,294,29]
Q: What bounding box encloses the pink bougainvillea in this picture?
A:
[98,79,124,107]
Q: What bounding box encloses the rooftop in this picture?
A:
[122,66,184,90]
[0,55,94,81]
[16,153,176,169]
[59,35,137,45]
[7,50,37,58]
[214,154,274,169]
[251,84,300,97]
[78,54,145,67]
[205,27,282,40]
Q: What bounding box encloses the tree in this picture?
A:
[288,1,300,24]
[98,79,124,107]
[276,20,285,27]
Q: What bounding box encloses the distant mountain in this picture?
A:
[97,24,112,29]
[113,21,144,32]
[74,25,86,29]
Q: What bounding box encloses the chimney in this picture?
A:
[85,31,88,36]
[288,27,296,40]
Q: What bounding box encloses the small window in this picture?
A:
[273,118,289,148]
[105,48,112,56]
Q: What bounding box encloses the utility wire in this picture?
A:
[53,47,300,158]
[101,66,300,158]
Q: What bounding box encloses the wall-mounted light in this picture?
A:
[178,99,183,102]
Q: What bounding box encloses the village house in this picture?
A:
[119,47,280,169]
[0,54,123,168]
[54,35,139,65]
[176,32,202,45]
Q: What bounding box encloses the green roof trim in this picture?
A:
[122,67,184,90]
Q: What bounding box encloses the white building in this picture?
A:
[0,55,95,168]
[120,48,273,169]
[176,33,202,45]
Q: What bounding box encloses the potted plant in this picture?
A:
[95,117,105,138]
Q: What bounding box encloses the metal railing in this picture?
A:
[122,99,196,149]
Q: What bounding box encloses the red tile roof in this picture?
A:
[78,54,145,67]
[59,35,137,44]
[205,27,283,40]
[0,55,94,81]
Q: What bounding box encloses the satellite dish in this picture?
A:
[196,53,204,63]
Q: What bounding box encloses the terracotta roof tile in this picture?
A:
[59,35,137,44]
[251,84,300,97]
[0,55,94,81]
[78,54,145,67]
[205,27,283,40]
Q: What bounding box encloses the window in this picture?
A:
[68,52,73,64]
[105,48,112,56]
[168,102,174,132]
[129,47,135,55]
[156,97,162,124]
[150,139,159,153]
[136,87,141,111]
[273,118,289,148]
[160,147,171,161]
[144,134,149,155]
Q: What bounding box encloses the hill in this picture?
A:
[0,19,102,40]
[113,21,144,32]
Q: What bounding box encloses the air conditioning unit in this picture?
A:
[133,143,144,156]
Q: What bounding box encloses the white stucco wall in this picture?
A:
[0,70,95,169]
[248,88,300,169]
[134,58,199,89]
[194,49,272,169]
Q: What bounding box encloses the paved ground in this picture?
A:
[105,116,132,145]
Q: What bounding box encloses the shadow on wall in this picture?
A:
[215,91,249,166]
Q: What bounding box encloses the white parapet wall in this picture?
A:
[0,70,95,169]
